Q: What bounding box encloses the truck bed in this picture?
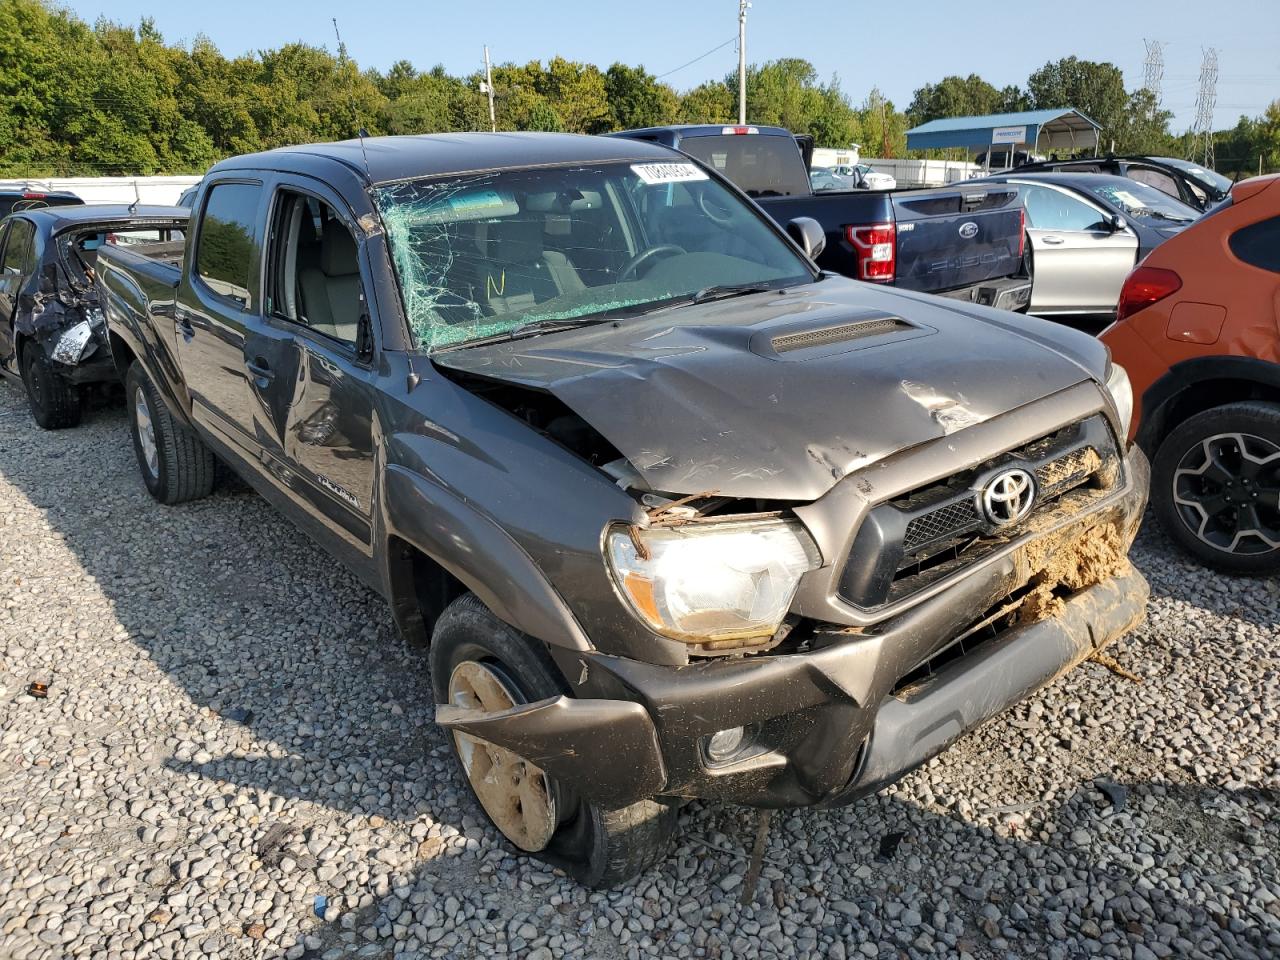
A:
[756,182,1024,295]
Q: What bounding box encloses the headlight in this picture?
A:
[1105,361,1134,439]
[606,519,821,645]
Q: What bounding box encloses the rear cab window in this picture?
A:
[678,134,810,197]
[196,182,263,310]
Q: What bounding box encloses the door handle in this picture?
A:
[1041,235,1064,245]
[246,357,275,381]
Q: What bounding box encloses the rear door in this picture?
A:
[0,217,36,366]
[1016,181,1139,314]
[176,178,267,458]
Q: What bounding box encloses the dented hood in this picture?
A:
[434,277,1105,500]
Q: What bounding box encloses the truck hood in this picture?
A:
[434,277,1104,501]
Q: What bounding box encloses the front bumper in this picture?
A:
[438,447,1150,810]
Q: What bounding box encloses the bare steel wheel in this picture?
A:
[447,660,557,852]
[429,593,678,887]
[1153,402,1280,574]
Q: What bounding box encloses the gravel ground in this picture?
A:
[0,385,1277,960]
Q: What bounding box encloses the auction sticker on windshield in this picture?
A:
[631,163,708,185]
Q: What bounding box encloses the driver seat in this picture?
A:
[474,216,584,314]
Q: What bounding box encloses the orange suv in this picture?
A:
[1102,174,1280,573]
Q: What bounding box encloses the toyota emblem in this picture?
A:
[981,468,1036,526]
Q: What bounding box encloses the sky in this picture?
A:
[62,0,1280,133]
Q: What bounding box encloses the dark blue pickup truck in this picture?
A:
[612,124,1031,310]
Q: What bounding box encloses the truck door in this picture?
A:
[246,183,377,553]
[1018,182,1138,315]
[176,179,267,459]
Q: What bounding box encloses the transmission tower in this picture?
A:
[1142,39,1164,105]
[1190,47,1219,167]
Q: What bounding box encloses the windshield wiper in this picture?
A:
[691,282,774,304]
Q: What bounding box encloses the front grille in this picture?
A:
[839,416,1119,609]
[772,318,909,353]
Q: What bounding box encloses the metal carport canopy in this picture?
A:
[905,108,1101,152]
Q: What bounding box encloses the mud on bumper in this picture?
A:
[437,448,1150,811]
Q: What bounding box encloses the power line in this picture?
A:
[654,36,736,80]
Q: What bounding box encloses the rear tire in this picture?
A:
[22,345,81,430]
[1151,401,1280,574]
[429,593,678,887]
[125,363,216,505]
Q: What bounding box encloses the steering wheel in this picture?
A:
[696,189,735,225]
[617,244,685,282]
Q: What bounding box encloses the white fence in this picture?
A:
[860,159,983,188]
[0,176,201,207]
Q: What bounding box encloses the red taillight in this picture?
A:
[23,192,46,199]
[1116,266,1182,321]
[1017,207,1026,260]
[721,125,758,135]
[846,222,896,282]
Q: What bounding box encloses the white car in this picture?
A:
[834,163,897,190]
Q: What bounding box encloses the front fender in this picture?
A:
[382,464,592,652]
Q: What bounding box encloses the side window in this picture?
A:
[1020,185,1107,231]
[1128,168,1179,199]
[1,219,36,278]
[266,190,364,348]
[1229,216,1280,274]
[196,182,262,309]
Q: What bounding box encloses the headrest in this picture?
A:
[480,216,544,265]
[321,225,359,277]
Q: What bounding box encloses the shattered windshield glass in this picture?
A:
[1087,181,1199,224]
[372,161,812,352]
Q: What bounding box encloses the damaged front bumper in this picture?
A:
[437,447,1150,811]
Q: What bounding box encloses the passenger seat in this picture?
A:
[299,224,362,343]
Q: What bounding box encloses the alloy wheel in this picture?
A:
[133,386,160,480]
[447,660,557,852]
[1172,431,1280,555]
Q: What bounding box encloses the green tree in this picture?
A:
[1026,57,1128,142]
[604,63,678,131]
[678,81,734,124]
[907,74,1001,125]
[859,88,908,158]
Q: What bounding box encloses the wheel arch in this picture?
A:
[1137,356,1280,458]
[379,465,592,654]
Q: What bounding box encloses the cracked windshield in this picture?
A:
[373,161,812,351]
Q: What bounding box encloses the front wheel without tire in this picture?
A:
[1151,401,1280,574]
[429,593,678,887]
[125,363,216,505]
[21,345,81,429]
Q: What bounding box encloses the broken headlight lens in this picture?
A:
[606,519,821,643]
[1104,361,1134,439]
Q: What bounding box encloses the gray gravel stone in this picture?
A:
[0,385,1275,960]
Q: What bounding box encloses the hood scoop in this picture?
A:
[753,310,933,361]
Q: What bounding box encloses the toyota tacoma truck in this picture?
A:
[612,124,1032,310]
[96,133,1148,887]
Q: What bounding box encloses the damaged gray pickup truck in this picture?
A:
[0,205,186,428]
[96,133,1150,886]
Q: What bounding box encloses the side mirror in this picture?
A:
[786,217,826,260]
[1107,214,1128,233]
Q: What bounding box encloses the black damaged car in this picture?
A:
[0,204,186,428]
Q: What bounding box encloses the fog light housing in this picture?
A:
[704,726,746,764]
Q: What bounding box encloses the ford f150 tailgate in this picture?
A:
[892,185,1025,294]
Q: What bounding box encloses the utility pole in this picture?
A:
[737,1,749,125]
[482,46,496,132]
